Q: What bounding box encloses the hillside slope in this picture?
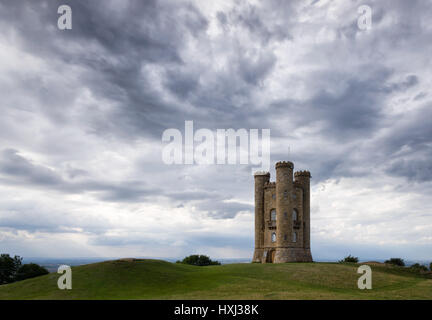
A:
[0,259,431,299]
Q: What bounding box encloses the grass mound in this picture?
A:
[0,259,431,299]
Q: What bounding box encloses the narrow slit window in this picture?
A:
[270,209,276,221]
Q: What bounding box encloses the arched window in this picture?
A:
[292,209,298,221]
[271,232,276,242]
[270,209,276,221]
[293,232,297,243]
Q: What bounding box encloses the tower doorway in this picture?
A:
[266,249,275,263]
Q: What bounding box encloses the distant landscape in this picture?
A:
[23,257,431,273]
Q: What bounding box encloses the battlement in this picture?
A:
[294,170,311,178]
[264,182,276,188]
[275,161,294,169]
[254,171,270,177]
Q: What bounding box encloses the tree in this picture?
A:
[430,262,432,271]
[15,263,49,281]
[410,263,428,272]
[338,255,359,263]
[0,254,22,284]
[385,258,405,267]
[177,255,221,266]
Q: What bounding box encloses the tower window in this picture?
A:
[270,209,276,221]
[284,234,287,241]
[293,232,297,243]
[283,190,288,198]
[292,193,297,200]
[272,194,276,200]
[271,232,276,243]
[292,209,298,221]
[284,212,287,218]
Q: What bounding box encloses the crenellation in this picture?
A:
[264,182,276,188]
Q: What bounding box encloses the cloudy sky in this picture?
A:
[0,0,431,261]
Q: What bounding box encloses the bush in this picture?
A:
[430,262,432,271]
[15,263,49,281]
[338,255,359,263]
[0,254,22,285]
[177,255,221,266]
[410,263,428,273]
[0,254,49,285]
[385,258,405,267]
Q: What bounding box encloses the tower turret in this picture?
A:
[294,170,312,256]
[252,171,270,262]
[274,161,294,263]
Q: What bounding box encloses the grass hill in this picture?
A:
[0,259,431,299]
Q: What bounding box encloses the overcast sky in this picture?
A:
[0,0,431,261]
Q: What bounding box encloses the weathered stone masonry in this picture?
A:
[253,161,313,263]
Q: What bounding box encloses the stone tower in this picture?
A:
[252,161,313,263]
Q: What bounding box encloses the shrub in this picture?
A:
[385,258,405,267]
[177,255,221,266]
[410,263,428,273]
[338,255,359,263]
[15,263,49,281]
[0,254,22,285]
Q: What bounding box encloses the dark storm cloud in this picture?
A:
[0,0,210,139]
[0,149,250,217]
[294,69,390,138]
[0,149,159,202]
[386,159,432,183]
[164,69,200,99]
[380,103,432,182]
[0,149,62,186]
[219,0,308,44]
[1,0,431,189]
[0,0,278,142]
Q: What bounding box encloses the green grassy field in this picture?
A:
[0,259,431,299]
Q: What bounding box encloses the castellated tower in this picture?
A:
[252,161,313,263]
[252,171,270,263]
